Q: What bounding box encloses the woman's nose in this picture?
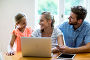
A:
[39,22,41,25]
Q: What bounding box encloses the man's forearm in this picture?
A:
[71,43,90,53]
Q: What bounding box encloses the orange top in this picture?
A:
[12,27,32,52]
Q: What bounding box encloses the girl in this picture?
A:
[7,13,32,56]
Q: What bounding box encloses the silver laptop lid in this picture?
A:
[21,37,52,57]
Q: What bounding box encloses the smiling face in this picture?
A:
[17,17,27,29]
[68,12,78,25]
[39,15,51,30]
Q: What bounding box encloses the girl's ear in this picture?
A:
[15,23,18,29]
[16,23,18,25]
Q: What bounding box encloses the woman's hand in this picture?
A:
[51,47,60,53]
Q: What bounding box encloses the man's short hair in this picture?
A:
[71,6,87,21]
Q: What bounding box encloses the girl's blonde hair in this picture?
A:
[15,13,25,29]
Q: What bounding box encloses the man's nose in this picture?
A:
[68,17,70,20]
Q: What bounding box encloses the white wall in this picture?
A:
[0,0,35,52]
[59,0,64,24]
[87,0,90,22]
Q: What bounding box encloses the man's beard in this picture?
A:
[69,21,78,25]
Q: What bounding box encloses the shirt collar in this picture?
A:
[71,21,85,32]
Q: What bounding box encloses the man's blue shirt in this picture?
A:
[58,21,90,48]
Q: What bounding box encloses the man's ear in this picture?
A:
[78,19,83,24]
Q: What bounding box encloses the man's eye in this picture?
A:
[40,20,43,22]
[70,17,73,19]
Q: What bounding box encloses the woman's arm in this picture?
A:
[57,35,64,46]
[52,35,64,53]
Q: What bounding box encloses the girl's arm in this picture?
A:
[6,33,17,56]
[10,33,16,48]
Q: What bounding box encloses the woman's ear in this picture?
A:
[48,20,52,24]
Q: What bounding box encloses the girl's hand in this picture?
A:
[16,25,21,29]
[6,50,15,56]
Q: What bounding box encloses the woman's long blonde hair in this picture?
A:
[41,12,55,28]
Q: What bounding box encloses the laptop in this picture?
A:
[21,37,52,57]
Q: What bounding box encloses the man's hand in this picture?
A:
[57,45,74,54]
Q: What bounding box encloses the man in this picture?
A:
[58,6,90,54]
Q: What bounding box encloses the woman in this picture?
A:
[31,12,64,53]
